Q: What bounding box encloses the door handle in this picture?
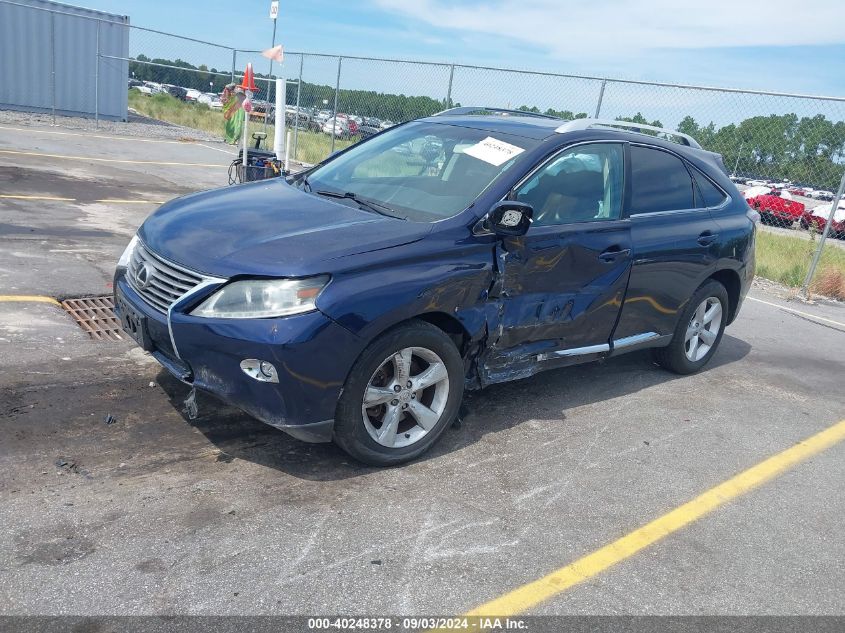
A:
[598,247,631,262]
[697,231,719,246]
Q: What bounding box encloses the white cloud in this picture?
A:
[374,0,845,58]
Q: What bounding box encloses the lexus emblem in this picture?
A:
[135,263,155,289]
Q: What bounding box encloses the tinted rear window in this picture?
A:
[630,146,695,214]
[693,169,728,208]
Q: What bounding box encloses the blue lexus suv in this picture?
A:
[114,107,756,465]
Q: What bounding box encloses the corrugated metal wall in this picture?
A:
[0,0,129,121]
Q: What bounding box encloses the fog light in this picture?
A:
[240,359,279,383]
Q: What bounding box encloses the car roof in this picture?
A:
[419,111,727,177]
[419,113,706,150]
[420,114,563,140]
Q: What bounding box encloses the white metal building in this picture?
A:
[0,0,130,121]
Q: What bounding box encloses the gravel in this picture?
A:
[0,108,226,143]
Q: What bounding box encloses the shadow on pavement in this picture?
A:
[156,334,752,481]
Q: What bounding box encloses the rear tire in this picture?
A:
[333,320,464,466]
[653,280,729,375]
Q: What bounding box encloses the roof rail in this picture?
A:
[555,119,702,149]
[433,106,561,121]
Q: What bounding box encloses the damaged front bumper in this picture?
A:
[113,269,365,443]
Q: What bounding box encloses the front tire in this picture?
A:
[334,320,464,466]
[653,280,728,375]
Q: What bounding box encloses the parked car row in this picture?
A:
[129,79,222,109]
[743,186,845,237]
[129,80,398,136]
[280,106,395,138]
[730,175,835,201]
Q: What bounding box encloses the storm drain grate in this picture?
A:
[61,296,125,341]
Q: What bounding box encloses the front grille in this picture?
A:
[127,241,204,313]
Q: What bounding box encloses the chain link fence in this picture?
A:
[2,0,845,299]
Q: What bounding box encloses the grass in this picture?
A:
[756,230,845,299]
[128,90,354,164]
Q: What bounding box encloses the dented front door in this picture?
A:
[486,221,632,372]
[480,141,633,380]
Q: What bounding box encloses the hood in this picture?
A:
[139,179,431,278]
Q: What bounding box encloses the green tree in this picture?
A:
[616,112,663,128]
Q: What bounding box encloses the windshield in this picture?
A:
[297,121,539,222]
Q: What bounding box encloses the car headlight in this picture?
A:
[190,276,329,319]
[117,235,139,269]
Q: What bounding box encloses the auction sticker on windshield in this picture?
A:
[463,136,525,166]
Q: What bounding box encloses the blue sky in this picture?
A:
[88,0,845,129]
[87,0,845,96]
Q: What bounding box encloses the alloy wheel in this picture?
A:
[362,346,450,449]
[685,297,723,362]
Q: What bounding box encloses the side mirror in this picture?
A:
[489,201,533,237]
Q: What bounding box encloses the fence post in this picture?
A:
[331,56,342,154]
[293,54,303,160]
[231,49,236,83]
[50,11,56,125]
[263,77,273,134]
[446,64,455,108]
[731,141,744,176]
[94,20,100,128]
[594,79,607,118]
[263,18,278,135]
[801,168,845,298]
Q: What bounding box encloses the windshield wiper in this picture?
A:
[315,190,406,220]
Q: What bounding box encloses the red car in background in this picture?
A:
[743,188,805,227]
[345,116,359,136]
[800,202,845,238]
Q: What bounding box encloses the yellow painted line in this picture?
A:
[95,199,166,205]
[0,193,75,201]
[464,418,845,618]
[0,149,223,168]
[0,125,217,146]
[747,296,845,330]
[0,295,61,306]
